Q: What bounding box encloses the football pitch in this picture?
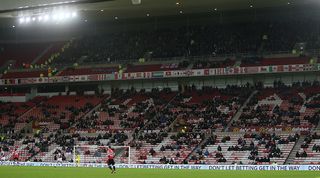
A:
[0,166,319,178]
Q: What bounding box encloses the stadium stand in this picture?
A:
[194,132,299,165]
[32,20,317,67]
[0,42,64,69]
[1,12,320,167]
[1,70,49,79]
[231,82,320,132]
[1,80,320,165]
[58,67,118,76]
[293,132,320,164]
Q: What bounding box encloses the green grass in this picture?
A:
[0,166,319,178]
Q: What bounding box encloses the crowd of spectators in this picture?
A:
[190,132,299,164]
[50,20,320,66]
[192,59,235,69]
[138,132,167,145]
[1,82,320,164]
[233,81,320,129]
[172,85,253,132]
[168,132,204,149]
[295,132,320,159]
[312,144,320,152]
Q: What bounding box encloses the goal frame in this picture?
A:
[73,145,131,165]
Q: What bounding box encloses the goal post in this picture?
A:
[73,145,131,165]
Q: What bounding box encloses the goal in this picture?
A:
[73,145,131,164]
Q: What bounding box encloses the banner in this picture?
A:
[204,69,209,76]
[225,67,234,75]
[303,64,315,71]
[246,67,259,74]
[135,72,144,79]
[119,73,125,80]
[96,74,106,81]
[290,64,304,72]
[184,70,194,76]
[1,63,319,86]
[152,71,164,78]
[0,162,320,171]
[144,72,152,78]
[193,69,204,76]
[230,125,312,132]
[127,73,136,79]
[164,71,172,77]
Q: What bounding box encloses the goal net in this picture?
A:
[73,145,131,164]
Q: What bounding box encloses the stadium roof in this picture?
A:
[0,0,319,20]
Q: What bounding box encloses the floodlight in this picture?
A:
[25,17,31,23]
[38,16,43,22]
[52,14,58,21]
[65,12,71,19]
[19,18,25,24]
[71,12,77,18]
[44,15,49,21]
[57,13,64,20]
[16,8,78,25]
